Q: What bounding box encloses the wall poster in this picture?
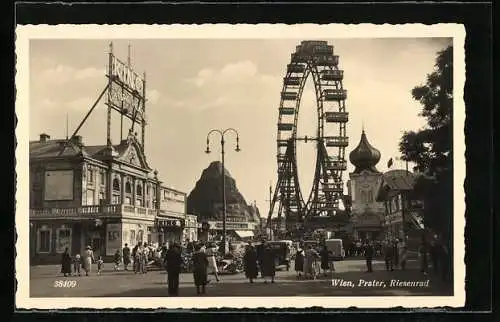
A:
[106,223,122,256]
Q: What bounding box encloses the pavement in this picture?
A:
[28,258,452,297]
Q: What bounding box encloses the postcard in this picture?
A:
[15,23,465,309]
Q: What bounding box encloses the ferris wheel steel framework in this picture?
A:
[267,40,350,237]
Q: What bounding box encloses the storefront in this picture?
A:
[156,218,185,246]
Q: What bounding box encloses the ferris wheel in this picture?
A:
[267,40,349,233]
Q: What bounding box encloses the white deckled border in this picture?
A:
[15,23,466,309]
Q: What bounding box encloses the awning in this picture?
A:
[234,230,254,238]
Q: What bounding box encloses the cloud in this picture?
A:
[75,67,105,80]
[41,64,105,84]
[186,61,263,88]
[146,89,161,104]
[67,97,95,111]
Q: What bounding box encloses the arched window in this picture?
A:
[112,178,120,191]
[125,182,132,194]
[137,184,143,196]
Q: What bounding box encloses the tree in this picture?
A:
[399,45,453,242]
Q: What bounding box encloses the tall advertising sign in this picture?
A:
[105,43,147,149]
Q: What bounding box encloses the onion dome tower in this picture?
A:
[349,129,381,174]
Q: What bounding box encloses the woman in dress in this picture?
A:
[192,244,209,295]
[205,243,220,282]
[304,245,318,280]
[83,245,94,276]
[319,245,330,277]
[243,244,258,283]
[60,247,72,277]
[294,249,304,279]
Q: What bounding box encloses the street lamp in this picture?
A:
[205,128,241,254]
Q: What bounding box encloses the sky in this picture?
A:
[29,38,452,216]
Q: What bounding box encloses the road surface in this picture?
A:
[29,258,452,297]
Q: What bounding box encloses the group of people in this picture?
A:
[293,245,335,280]
[162,241,220,296]
[60,246,104,277]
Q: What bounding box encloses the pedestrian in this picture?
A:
[60,247,72,277]
[113,249,122,271]
[73,253,82,276]
[142,242,149,274]
[165,242,182,296]
[96,256,104,275]
[83,245,94,276]
[122,243,131,271]
[260,244,276,283]
[429,239,440,275]
[418,239,429,276]
[319,245,330,277]
[294,249,304,279]
[399,242,408,270]
[243,243,258,283]
[303,245,318,280]
[206,243,220,282]
[365,241,374,273]
[192,244,209,295]
[132,244,139,273]
[384,240,394,271]
[393,239,400,269]
[256,240,265,277]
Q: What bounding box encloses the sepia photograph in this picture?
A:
[16,24,465,309]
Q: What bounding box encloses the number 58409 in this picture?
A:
[53,280,77,288]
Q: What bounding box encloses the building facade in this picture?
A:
[183,214,198,242]
[29,132,187,264]
[375,169,425,241]
[346,130,385,241]
[200,202,259,241]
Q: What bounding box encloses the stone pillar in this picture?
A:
[132,178,136,206]
[107,168,113,204]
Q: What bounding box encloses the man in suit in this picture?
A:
[164,243,182,296]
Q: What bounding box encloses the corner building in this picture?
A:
[29,132,187,264]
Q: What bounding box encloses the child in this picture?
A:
[73,253,82,276]
[97,256,104,275]
[113,249,122,271]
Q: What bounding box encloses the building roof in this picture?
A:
[29,139,110,159]
[375,170,420,201]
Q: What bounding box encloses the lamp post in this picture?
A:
[205,128,241,254]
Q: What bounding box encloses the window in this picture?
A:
[37,228,52,253]
[125,182,132,194]
[130,230,136,245]
[146,185,150,195]
[86,189,95,205]
[136,185,142,196]
[112,194,120,204]
[88,170,94,184]
[99,192,105,205]
[113,178,120,191]
[56,228,72,253]
[125,196,132,205]
[99,172,105,186]
[135,199,142,207]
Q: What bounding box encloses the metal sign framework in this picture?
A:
[267,40,350,237]
[59,42,147,156]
